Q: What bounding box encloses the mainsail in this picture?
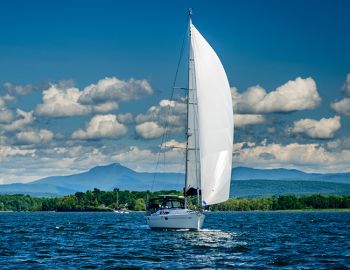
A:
[189,22,234,206]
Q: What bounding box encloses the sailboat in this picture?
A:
[145,10,233,230]
[113,189,129,214]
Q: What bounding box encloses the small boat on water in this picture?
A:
[113,189,129,214]
[113,208,129,214]
[146,9,234,230]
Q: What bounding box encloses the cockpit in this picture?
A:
[146,195,185,214]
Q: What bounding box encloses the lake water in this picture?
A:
[0,211,349,269]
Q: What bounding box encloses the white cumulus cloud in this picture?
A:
[135,121,165,139]
[72,114,127,140]
[117,113,133,124]
[35,84,91,117]
[0,144,111,184]
[112,145,184,172]
[0,98,5,109]
[233,140,350,173]
[135,99,186,136]
[3,109,34,132]
[79,77,153,104]
[331,98,350,116]
[289,116,341,139]
[3,82,35,96]
[92,101,119,113]
[161,139,186,149]
[330,74,350,115]
[232,77,321,113]
[35,77,152,118]
[0,145,36,162]
[342,73,350,97]
[16,129,54,145]
[135,99,186,124]
[0,109,14,123]
[234,114,266,127]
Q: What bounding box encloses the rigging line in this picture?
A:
[150,17,189,192]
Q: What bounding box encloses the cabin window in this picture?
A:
[165,201,173,208]
[172,200,183,208]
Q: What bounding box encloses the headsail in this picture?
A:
[190,23,234,205]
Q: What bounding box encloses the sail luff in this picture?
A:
[190,23,234,206]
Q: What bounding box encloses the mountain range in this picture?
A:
[0,163,349,197]
[233,167,350,183]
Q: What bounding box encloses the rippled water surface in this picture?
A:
[0,211,349,269]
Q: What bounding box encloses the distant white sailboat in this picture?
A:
[146,9,234,230]
[113,189,129,214]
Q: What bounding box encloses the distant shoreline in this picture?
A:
[1,191,349,212]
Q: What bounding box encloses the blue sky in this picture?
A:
[1,0,350,183]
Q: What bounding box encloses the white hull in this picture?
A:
[113,210,129,214]
[146,209,205,230]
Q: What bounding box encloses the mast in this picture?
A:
[185,8,201,208]
[184,9,192,206]
[116,188,119,207]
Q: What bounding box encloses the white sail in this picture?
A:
[190,23,233,206]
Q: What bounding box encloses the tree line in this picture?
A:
[210,194,350,211]
[0,189,349,212]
